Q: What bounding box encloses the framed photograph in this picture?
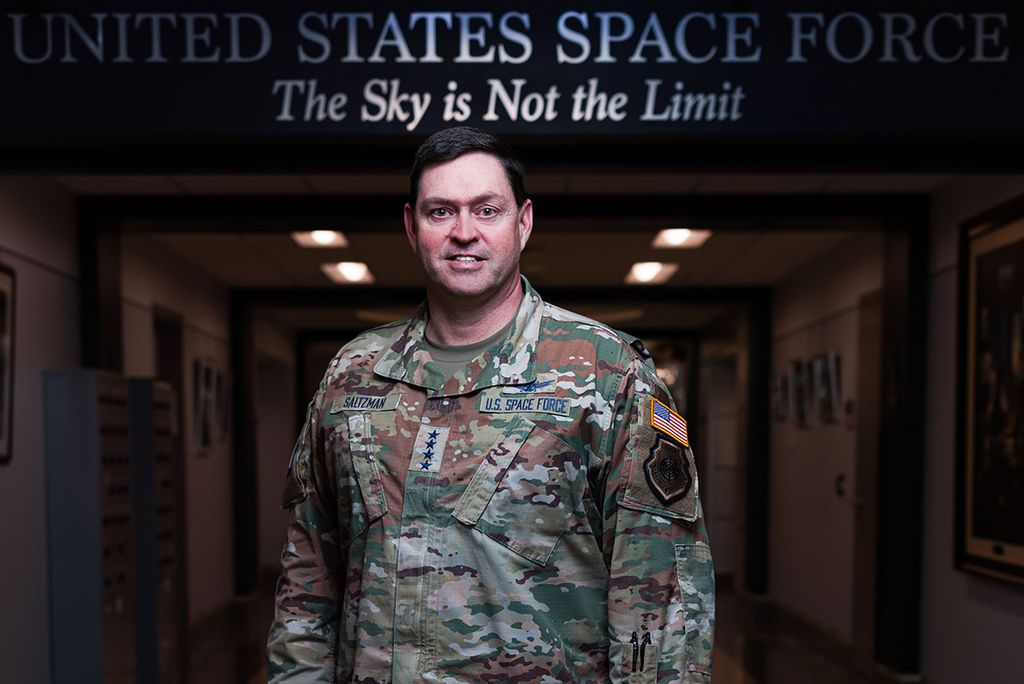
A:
[789,360,810,429]
[0,265,14,465]
[957,211,1024,585]
[773,374,789,422]
[215,369,230,442]
[813,352,842,424]
[193,358,217,452]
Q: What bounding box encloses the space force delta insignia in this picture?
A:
[622,396,698,521]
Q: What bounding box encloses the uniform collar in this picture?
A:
[373,276,544,397]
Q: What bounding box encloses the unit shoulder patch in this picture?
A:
[643,436,693,505]
[622,394,698,521]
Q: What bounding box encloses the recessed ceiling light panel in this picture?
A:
[321,261,375,284]
[625,262,678,285]
[652,228,711,249]
[292,230,349,248]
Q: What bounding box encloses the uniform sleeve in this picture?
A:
[266,392,342,681]
[600,357,714,683]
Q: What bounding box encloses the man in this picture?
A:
[267,127,714,683]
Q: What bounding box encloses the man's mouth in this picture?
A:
[449,255,484,262]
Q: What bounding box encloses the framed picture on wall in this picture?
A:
[813,352,843,424]
[957,210,1024,585]
[789,360,810,429]
[0,265,14,465]
[193,357,217,453]
[773,374,789,422]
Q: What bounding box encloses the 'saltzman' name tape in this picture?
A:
[480,395,572,416]
[330,392,401,413]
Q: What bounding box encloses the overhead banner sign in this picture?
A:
[1,1,1021,140]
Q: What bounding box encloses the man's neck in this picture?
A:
[424,276,524,346]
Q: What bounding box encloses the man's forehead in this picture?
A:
[417,152,513,202]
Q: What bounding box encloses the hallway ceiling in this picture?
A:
[146,228,859,289]
[53,171,930,331]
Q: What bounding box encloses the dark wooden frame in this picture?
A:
[956,195,1024,586]
[0,263,14,464]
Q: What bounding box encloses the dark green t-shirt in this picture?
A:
[423,317,515,382]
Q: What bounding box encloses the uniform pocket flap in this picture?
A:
[348,413,389,522]
[452,414,535,526]
[454,416,586,566]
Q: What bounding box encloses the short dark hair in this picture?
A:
[410,127,526,207]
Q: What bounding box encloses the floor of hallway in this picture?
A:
[183,576,873,684]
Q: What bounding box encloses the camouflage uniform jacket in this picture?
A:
[268,278,714,683]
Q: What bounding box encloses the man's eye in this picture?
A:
[428,208,452,218]
[478,207,498,218]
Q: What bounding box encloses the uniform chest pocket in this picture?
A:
[335,413,389,542]
[452,415,585,566]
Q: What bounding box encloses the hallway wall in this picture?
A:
[121,233,235,624]
[0,178,79,684]
[253,314,297,572]
[703,358,741,577]
[922,176,1024,684]
[256,354,295,571]
[769,234,883,643]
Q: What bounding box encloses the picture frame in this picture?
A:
[193,357,217,452]
[956,209,1024,585]
[789,360,810,429]
[812,352,842,424]
[773,374,790,422]
[0,265,14,465]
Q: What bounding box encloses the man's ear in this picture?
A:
[403,203,418,254]
[517,199,534,252]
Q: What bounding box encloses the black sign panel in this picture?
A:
[1,0,1021,141]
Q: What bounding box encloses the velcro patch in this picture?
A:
[622,395,698,521]
[643,436,692,505]
[410,424,449,474]
[330,391,401,414]
[479,393,572,417]
[650,398,688,447]
[501,372,559,395]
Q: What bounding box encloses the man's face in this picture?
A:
[404,151,533,302]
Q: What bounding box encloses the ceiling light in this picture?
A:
[321,261,374,284]
[625,262,678,284]
[652,228,711,249]
[292,230,349,248]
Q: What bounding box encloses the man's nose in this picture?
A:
[448,209,478,242]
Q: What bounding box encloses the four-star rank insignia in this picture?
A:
[409,424,449,473]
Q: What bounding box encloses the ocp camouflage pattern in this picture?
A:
[268,278,714,683]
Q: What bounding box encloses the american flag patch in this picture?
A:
[651,398,688,447]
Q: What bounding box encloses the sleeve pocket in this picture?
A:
[674,542,715,677]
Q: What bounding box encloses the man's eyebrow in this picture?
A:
[419,193,508,207]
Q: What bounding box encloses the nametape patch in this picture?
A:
[479,394,572,417]
[501,372,559,395]
[329,391,401,414]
